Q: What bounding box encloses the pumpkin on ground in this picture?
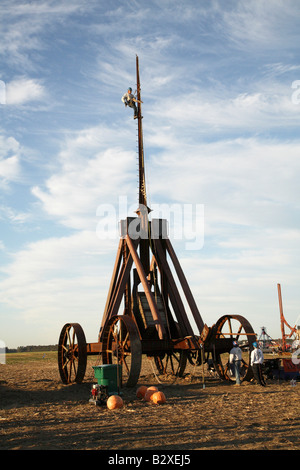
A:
[136,385,148,399]
[107,394,123,410]
[151,391,166,404]
[144,386,158,402]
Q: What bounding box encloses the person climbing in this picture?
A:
[121,87,138,119]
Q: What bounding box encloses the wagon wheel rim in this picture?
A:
[154,350,188,378]
[212,315,255,382]
[58,323,87,384]
[102,315,142,387]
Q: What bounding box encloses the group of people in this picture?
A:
[229,340,266,387]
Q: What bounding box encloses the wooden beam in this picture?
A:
[165,238,205,333]
[126,235,166,340]
[152,238,194,338]
[100,238,123,329]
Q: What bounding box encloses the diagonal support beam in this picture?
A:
[126,235,166,340]
[106,249,134,319]
[152,238,194,338]
[165,238,205,334]
[99,243,134,341]
[100,238,123,328]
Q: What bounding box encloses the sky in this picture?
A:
[1,0,300,349]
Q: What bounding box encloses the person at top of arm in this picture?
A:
[121,87,138,119]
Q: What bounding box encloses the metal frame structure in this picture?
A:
[58,56,256,386]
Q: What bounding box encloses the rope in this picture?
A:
[148,356,163,384]
[147,356,180,386]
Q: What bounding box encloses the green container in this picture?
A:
[92,364,122,394]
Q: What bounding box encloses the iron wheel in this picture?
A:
[58,323,87,384]
[211,315,255,382]
[102,315,142,387]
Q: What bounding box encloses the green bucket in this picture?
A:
[92,364,122,394]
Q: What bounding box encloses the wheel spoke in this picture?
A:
[237,324,243,338]
[228,318,233,336]
[122,357,130,374]
[154,351,187,377]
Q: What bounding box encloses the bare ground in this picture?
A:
[0,355,299,451]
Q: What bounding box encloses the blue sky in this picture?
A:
[1,0,300,348]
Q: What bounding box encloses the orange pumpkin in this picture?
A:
[152,391,166,404]
[136,385,148,399]
[144,386,158,402]
[107,395,123,410]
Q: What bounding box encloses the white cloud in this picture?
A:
[31,124,137,229]
[0,1,92,69]
[0,1,87,16]
[0,154,19,182]
[221,0,300,50]
[263,63,300,78]
[0,230,115,341]
[157,85,299,135]
[148,137,300,208]
[0,205,31,226]
[6,77,46,105]
[0,231,106,283]
[0,135,21,184]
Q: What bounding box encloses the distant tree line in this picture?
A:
[6,345,58,353]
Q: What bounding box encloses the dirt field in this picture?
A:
[0,352,299,452]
